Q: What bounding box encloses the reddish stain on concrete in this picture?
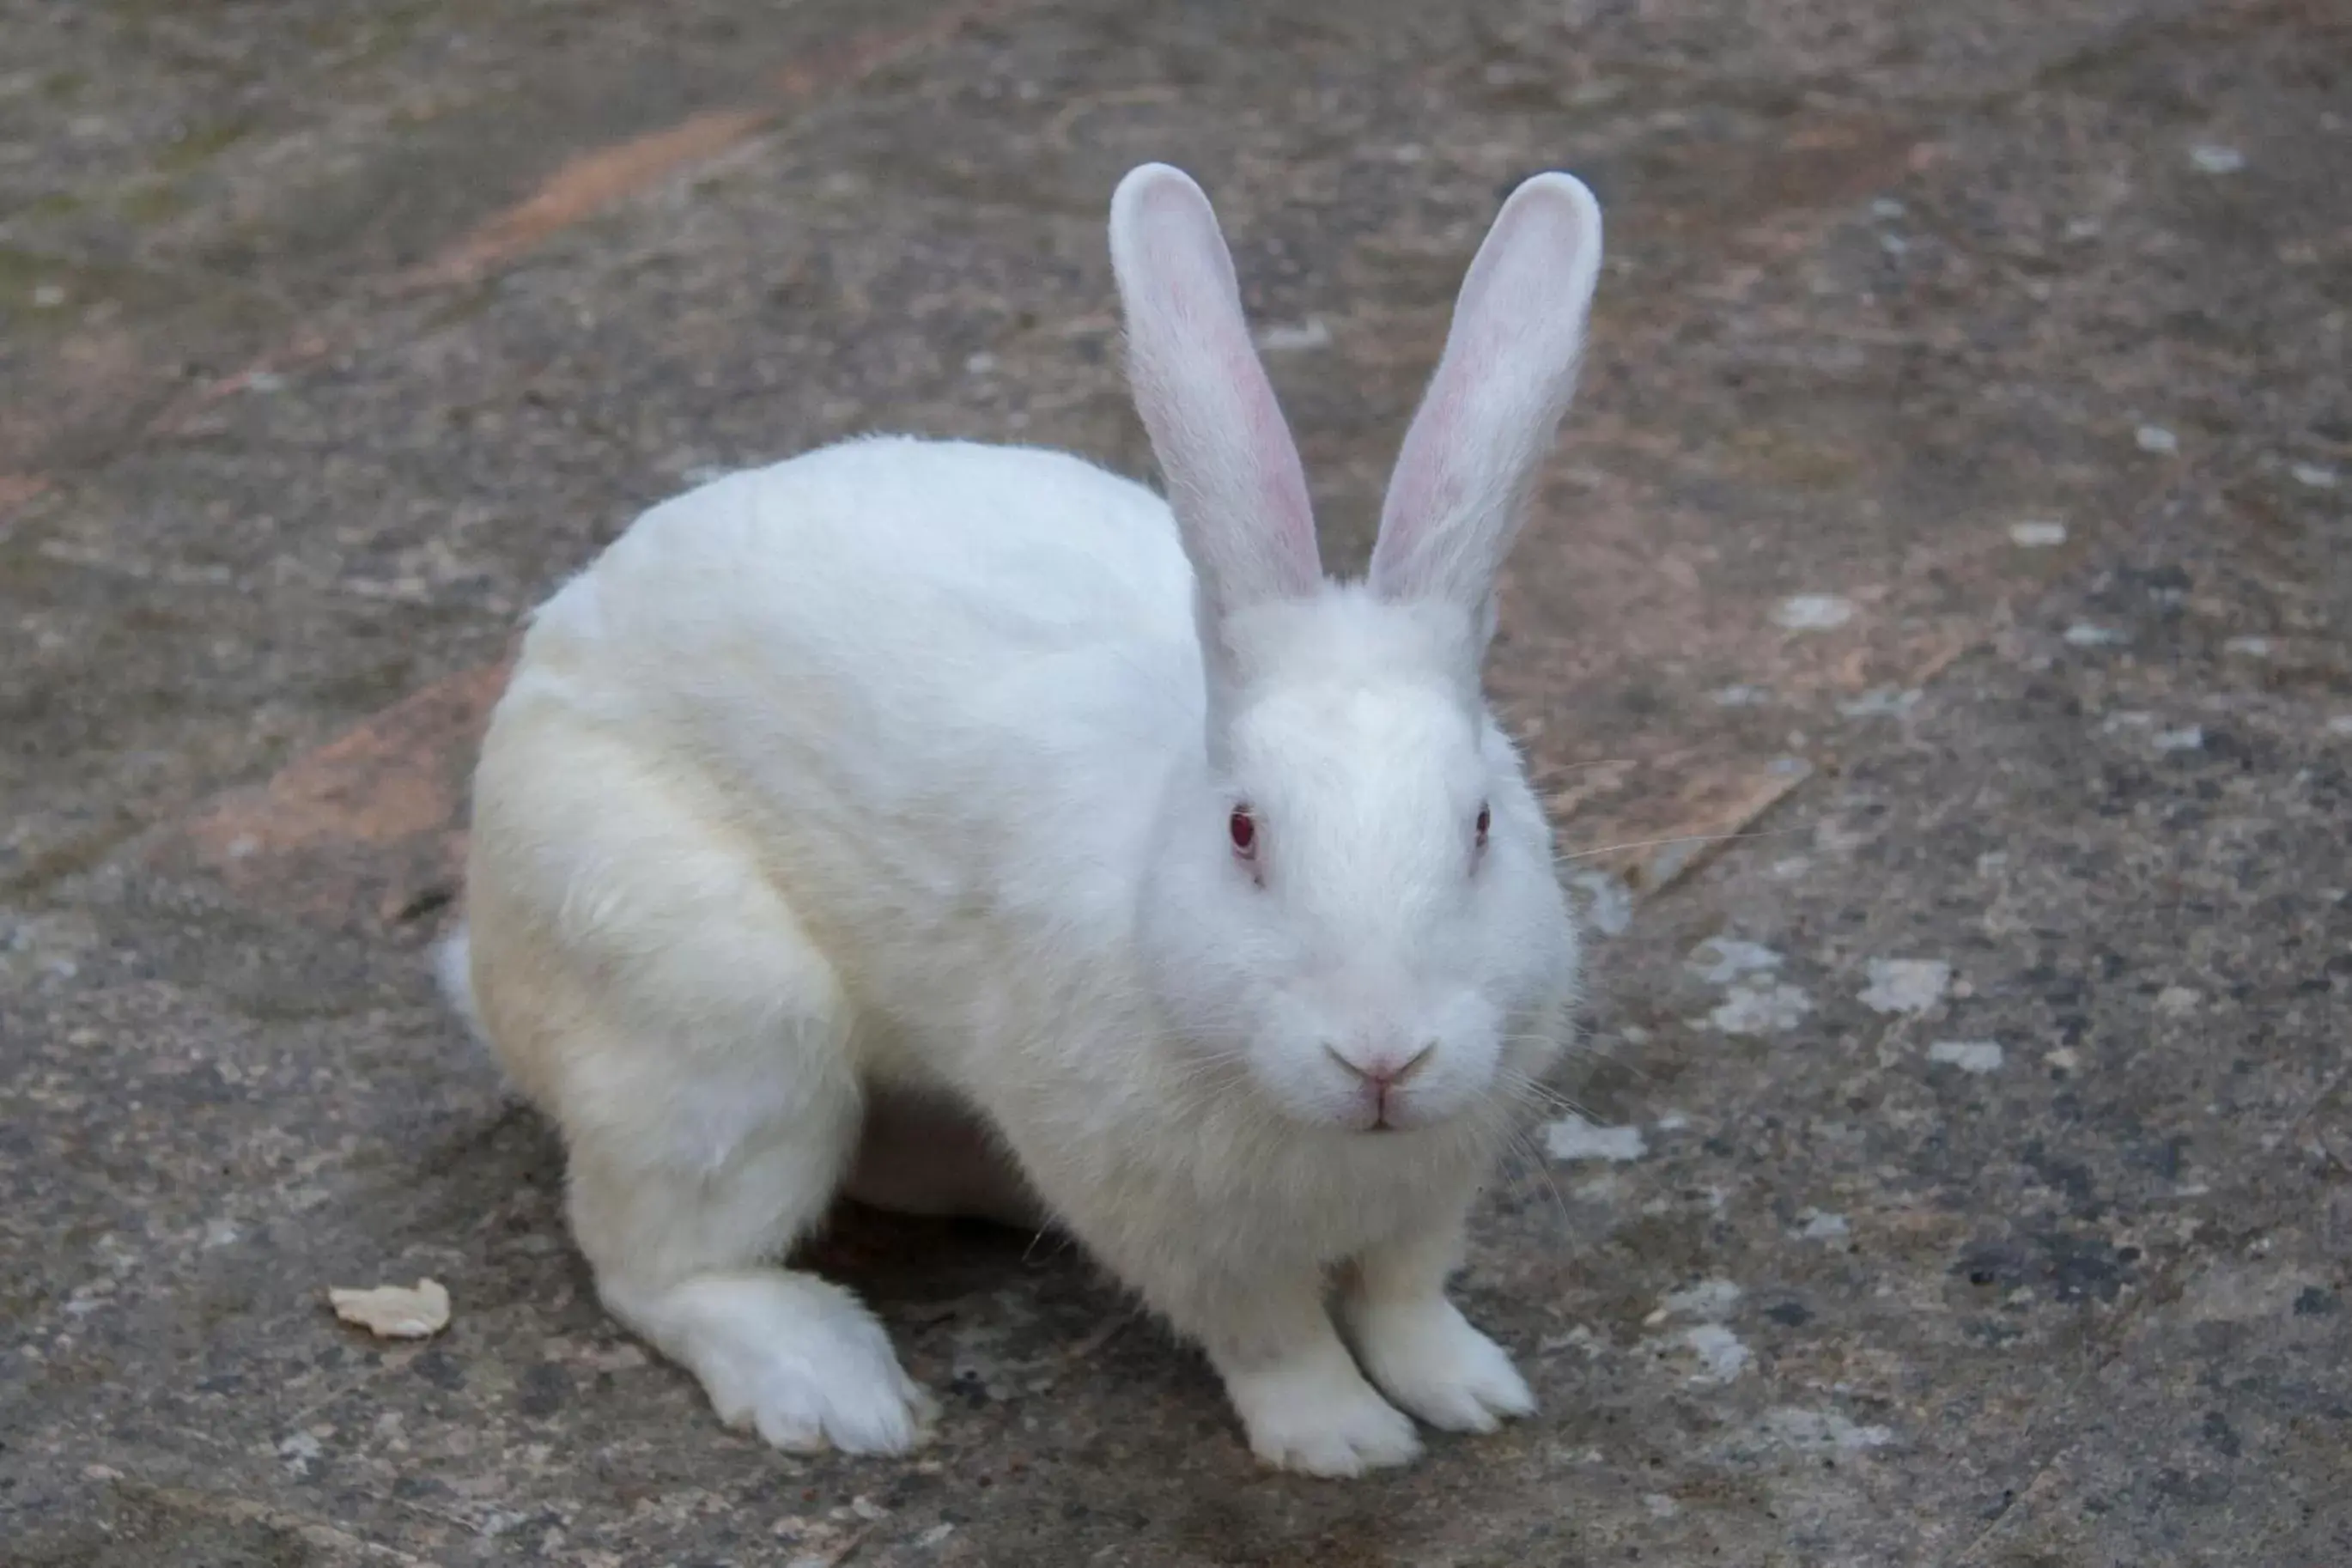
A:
[408,0,1030,289]
[172,661,511,929]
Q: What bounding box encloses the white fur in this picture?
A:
[450,163,1601,1474]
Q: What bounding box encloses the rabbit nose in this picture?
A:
[1323,1039,1437,1088]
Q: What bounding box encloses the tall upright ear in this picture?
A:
[1109,164,1322,628]
[1369,173,1602,638]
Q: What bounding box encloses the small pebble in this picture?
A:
[1709,982,1812,1035]
[1838,687,1922,719]
[1544,1114,1647,1164]
[1657,1279,1744,1321]
[1927,1040,2003,1074]
[1570,871,1633,936]
[1680,1324,1750,1384]
[1255,318,1331,353]
[1689,939,1783,984]
[1859,958,1951,1016]
[1772,594,1857,631]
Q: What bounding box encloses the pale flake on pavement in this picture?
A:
[1928,1040,2004,1073]
[1544,1114,1647,1164]
[1859,958,1951,1015]
[327,1278,452,1339]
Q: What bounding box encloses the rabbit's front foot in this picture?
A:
[1345,1295,1535,1434]
[1340,1224,1537,1435]
[1222,1335,1423,1477]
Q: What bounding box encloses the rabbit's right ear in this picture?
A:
[1109,165,1322,629]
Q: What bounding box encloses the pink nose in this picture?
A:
[1325,1040,1437,1091]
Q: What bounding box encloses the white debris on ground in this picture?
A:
[1254,316,1331,352]
[2223,635,2272,658]
[1758,1407,1896,1453]
[2065,623,2128,647]
[2290,462,2339,489]
[1859,958,1952,1016]
[1544,1113,1648,1163]
[1641,1279,1751,1386]
[2009,520,2068,547]
[2136,423,2179,453]
[2156,985,2203,1016]
[1793,1208,1851,1239]
[1652,1279,1743,1323]
[2188,143,2246,173]
[1690,941,1813,1033]
[1688,938,1783,985]
[1772,593,1856,631]
[1838,687,1923,719]
[2153,726,2205,752]
[1927,1040,2004,1074]
[1571,870,1634,936]
[327,1279,452,1339]
[1709,984,1813,1034]
[1679,1325,1750,1385]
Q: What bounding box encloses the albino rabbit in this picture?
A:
[445,161,1602,1476]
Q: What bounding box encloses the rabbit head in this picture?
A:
[1111,164,1600,1134]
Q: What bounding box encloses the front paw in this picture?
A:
[1346,1298,1535,1434]
[1223,1347,1422,1477]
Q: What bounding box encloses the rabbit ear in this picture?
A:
[1369,173,1602,631]
[1109,164,1322,623]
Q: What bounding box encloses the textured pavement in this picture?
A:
[3,1,2349,1563]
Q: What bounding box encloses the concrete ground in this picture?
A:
[3,0,2348,1562]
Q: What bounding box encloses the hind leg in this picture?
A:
[465,727,933,1454]
[568,1105,937,1455]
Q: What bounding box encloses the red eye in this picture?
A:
[1228,805,1259,860]
[1474,804,1492,848]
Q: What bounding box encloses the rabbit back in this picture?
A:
[488,436,1200,1059]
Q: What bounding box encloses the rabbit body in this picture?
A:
[453,163,1605,1475]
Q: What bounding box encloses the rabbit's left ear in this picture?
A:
[1369,174,1602,647]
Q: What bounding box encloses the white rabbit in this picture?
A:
[445,162,1602,1476]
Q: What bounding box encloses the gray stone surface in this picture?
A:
[3,0,2347,1562]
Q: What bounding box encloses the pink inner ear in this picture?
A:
[1370,174,1599,608]
[1223,337,1319,578]
[1374,368,1469,583]
[1115,164,1324,605]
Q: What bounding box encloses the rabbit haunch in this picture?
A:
[447,162,1601,1476]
